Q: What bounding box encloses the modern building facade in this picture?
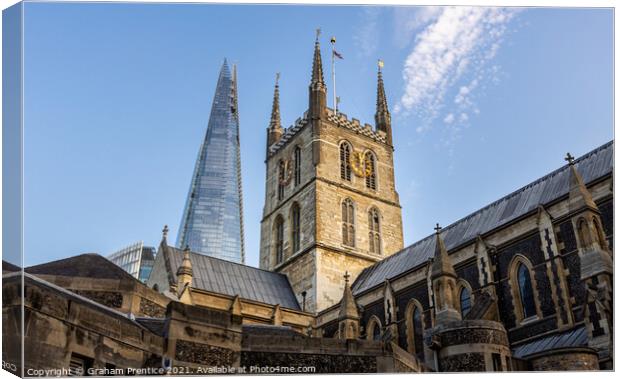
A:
[107,241,156,283]
[176,59,245,264]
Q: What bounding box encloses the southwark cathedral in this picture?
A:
[3,35,613,375]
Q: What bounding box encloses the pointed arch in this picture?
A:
[364,150,377,190]
[576,217,593,248]
[342,198,356,247]
[277,159,286,200]
[456,280,473,317]
[368,207,382,254]
[294,145,302,186]
[273,215,285,265]
[509,255,542,324]
[405,299,425,359]
[366,315,382,341]
[290,202,301,253]
[339,141,352,181]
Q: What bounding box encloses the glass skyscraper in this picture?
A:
[176,59,245,263]
[107,241,156,283]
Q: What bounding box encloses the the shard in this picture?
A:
[176,59,245,263]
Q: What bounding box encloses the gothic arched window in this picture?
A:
[291,203,301,253]
[517,263,536,319]
[294,146,302,186]
[368,207,381,254]
[365,151,377,190]
[366,316,382,341]
[342,198,355,247]
[278,160,285,200]
[340,142,352,181]
[406,300,425,359]
[275,216,284,264]
[460,286,472,317]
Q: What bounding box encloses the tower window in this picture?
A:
[278,160,285,200]
[291,203,301,253]
[275,216,284,264]
[365,151,377,190]
[340,142,352,181]
[517,263,536,319]
[294,146,302,186]
[342,198,355,247]
[368,207,381,254]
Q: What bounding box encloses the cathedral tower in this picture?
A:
[259,34,404,313]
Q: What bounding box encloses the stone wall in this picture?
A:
[433,320,511,372]
[241,332,393,373]
[529,349,600,371]
[4,275,163,376]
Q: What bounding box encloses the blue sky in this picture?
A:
[21,3,613,266]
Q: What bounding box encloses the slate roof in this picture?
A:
[353,141,613,295]
[162,245,300,310]
[26,253,138,282]
[512,326,588,359]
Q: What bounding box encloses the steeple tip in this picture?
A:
[375,59,392,145]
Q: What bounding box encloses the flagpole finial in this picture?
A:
[330,36,336,44]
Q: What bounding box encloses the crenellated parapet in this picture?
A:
[326,108,388,144]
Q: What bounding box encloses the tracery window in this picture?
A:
[368,207,381,254]
[294,146,302,186]
[365,151,377,190]
[291,203,301,253]
[340,142,352,181]
[275,216,284,264]
[342,198,355,247]
[278,160,285,200]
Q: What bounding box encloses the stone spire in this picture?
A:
[430,224,461,325]
[176,245,193,295]
[309,29,327,120]
[339,271,359,320]
[338,271,360,340]
[431,224,457,280]
[268,73,284,146]
[375,60,392,145]
[563,153,613,359]
[310,29,326,90]
[565,152,598,214]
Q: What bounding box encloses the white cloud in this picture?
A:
[396,6,518,125]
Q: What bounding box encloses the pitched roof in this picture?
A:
[512,326,588,358]
[26,253,138,282]
[353,141,613,295]
[161,245,300,310]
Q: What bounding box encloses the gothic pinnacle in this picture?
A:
[310,29,325,89]
[270,72,282,131]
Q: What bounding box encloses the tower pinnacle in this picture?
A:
[268,73,283,146]
[375,59,392,145]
